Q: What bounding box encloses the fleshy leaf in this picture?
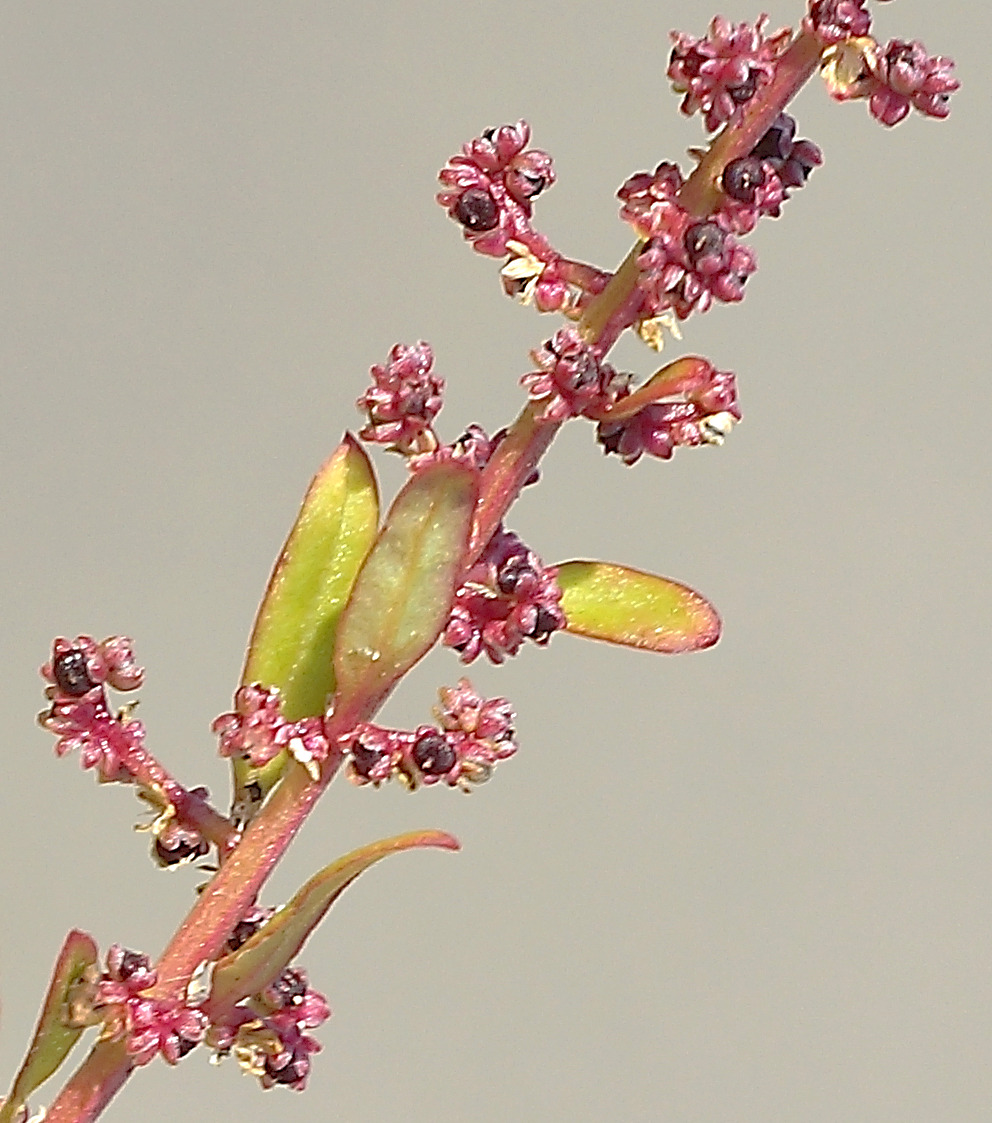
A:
[556,560,720,653]
[0,930,98,1123]
[332,461,477,715]
[232,435,379,812]
[206,830,459,1018]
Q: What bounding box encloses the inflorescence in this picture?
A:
[25,2,957,1106]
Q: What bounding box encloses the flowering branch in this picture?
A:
[2,4,957,1121]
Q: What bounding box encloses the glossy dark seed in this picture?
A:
[412,731,456,776]
[722,157,765,203]
[53,650,95,696]
[350,739,384,779]
[454,188,499,232]
[684,222,725,264]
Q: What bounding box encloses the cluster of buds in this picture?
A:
[212,683,332,779]
[89,946,207,1067]
[444,527,565,664]
[356,341,445,454]
[209,962,330,1093]
[345,678,517,789]
[437,121,555,258]
[668,15,792,131]
[38,635,146,783]
[807,2,958,127]
[822,33,959,127]
[520,327,628,423]
[619,108,820,322]
[38,636,221,868]
[78,938,331,1093]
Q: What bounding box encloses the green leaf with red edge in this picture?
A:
[206,830,459,1018]
[556,560,720,653]
[332,461,478,715]
[232,435,379,813]
[0,930,98,1123]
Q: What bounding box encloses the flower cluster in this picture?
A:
[619,108,821,318]
[38,635,146,782]
[520,327,628,422]
[718,114,822,234]
[444,527,565,663]
[212,684,332,778]
[818,30,958,127]
[344,679,517,789]
[597,360,741,465]
[803,0,879,46]
[437,121,555,257]
[865,38,959,127]
[356,341,445,453]
[668,15,791,131]
[94,946,206,1067]
[209,964,331,1093]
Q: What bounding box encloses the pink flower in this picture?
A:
[520,328,628,422]
[597,363,741,466]
[356,341,445,452]
[437,121,555,257]
[803,0,872,45]
[444,527,565,664]
[617,161,685,240]
[867,39,959,127]
[636,218,757,320]
[668,15,792,132]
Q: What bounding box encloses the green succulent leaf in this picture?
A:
[332,461,478,715]
[232,435,379,812]
[557,560,720,653]
[206,830,459,1018]
[0,930,98,1123]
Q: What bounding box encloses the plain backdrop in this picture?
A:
[0,3,988,1121]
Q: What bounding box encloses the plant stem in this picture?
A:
[43,1042,131,1123]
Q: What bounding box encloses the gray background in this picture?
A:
[0,2,987,1120]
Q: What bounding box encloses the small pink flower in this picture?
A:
[803,0,872,45]
[444,527,565,664]
[867,39,959,127]
[408,423,496,474]
[437,121,555,257]
[95,946,206,1066]
[342,722,404,785]
[637,219,757,321]
[521,328,628,422]
[40,694,142,782]
[668,15,792,132]
[356,341,445,453]
[212,684,287,768]
[617,161,685,240]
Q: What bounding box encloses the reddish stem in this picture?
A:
[43,1042,132,1123]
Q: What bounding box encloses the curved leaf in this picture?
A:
[333,461,477,715]
[232,436,379,814]
[0,930,98,1123]
[206,830,459,1018]
[557,560,720,653]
